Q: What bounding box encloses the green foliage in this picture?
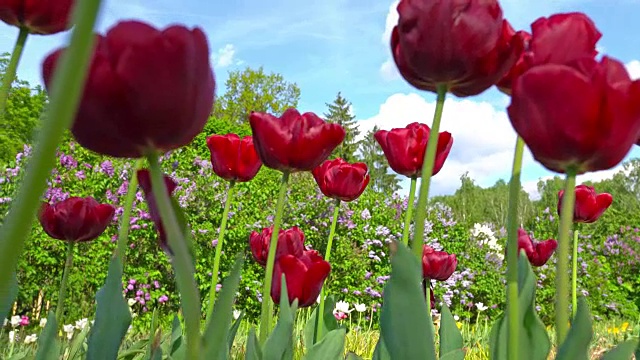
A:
[323,92,360,162]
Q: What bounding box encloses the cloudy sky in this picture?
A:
[2,0,640,199]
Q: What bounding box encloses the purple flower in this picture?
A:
[158,295,169,303]
[100,160,114,177]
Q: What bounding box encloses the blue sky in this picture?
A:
[2,0,640,198]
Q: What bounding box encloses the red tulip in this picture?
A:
[38,197,114,242]
[271,250,331,308]
[390,0,524,97]
[41,20,215,158]
[137,169,178,255]
[517,228,557,267]
[249,108,345,172]
[422,245,457,281]
[312,158,369,202]
[498,13,601,95]
[0,0,74,34]
[206,134,262,182]
[374,123,452,178]
[508,56,640,174]
[249,226,305,267]
[557,184,613,223]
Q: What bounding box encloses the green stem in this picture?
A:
[316,199,341,342]
[0,0,103,309]
[147,153,201,358]
[506,136,525,360]
[0,27,29,121]
[401,177,417,246]
[205,181,236,323]
[115,159,144,268]
[556,169,577,345]
[54,242,75,324]
[412,84,448,261]
[571,228,579,319]
[258,171,290,343]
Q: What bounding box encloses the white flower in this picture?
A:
[9,330,15,343]
[3,318,7,327]
[63,324,75,340]
[10,315,20,328]
[75,318,88,330]
[333,301,352,314]
[316,295,321,304]
[39,318,47,328]
[476,302,488,312]
[453,315,460,321]
[127,298,136,307]
[233,310,242,320]
[24,334,37,344]
[354,303,367,313]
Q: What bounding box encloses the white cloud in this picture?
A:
[379,58,400,81]
[381,1,399,45]
[379,1,400,81]
[211,44,237,68]
[626,60,640,80]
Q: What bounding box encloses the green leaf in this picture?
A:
[169,315,186,359]
[170,197,196,263]
[144,309,159,360]
[555,297,593,360]
[304,296,339,349]
[439,302,463,359]
[245,327,263,360]
[149,329,164,360]
[303,328,346,360]
[68,323,91,359]
[600,339,638,360]
[35,311,60,360]
[439,349,466,360]
[228,311,245,353]
[379,241,436,360]
[345,352,363,360]
[263,274,298,360]
[0,271,18,325]
[372,335,390,360]
[87,256,132,360]
[202,254,244,360]
[489,254,551,360]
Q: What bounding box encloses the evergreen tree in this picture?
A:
[359,125,400,193]
[324,92,360,162]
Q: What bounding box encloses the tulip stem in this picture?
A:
[506,136,525,360]
[556,169,576,345]
[147,153,201,358]
[0,27,29,122]
[115,159,144,268]
[205,181,236,324]
[412,84,447,262]
[571,227,579,319]
[259,171,291,343]
[54,242,75,325]
[401,177,417,246]
[316,199,341,343]
[0,0,103,314]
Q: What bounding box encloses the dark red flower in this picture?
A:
[137,169,178,254]
[557,184,613,223]
[249,226,305,267]
[38,197,114,242]
[312,158,369,202]
[271,250,331,308]
[206,133,262,182]
[390,0,524,97]
[0,0,74,34]
[249,108,345,172]
[41,20,215,158]
[508,56,640,174]
[517,228,557,267]
[374,123,452,178]
[498,13,601,95]
[422,245,457,281]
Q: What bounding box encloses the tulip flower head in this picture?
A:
[38,197,114,242]
[249,226,305,267]
[206,134,262,182]
[422,245,457,281]
[136,169,178,255]
[557,185,613,223]
[374,123,452,178]
[0,0,74,34]
[271,250,331,308]
[312,158,370,202]
[42,20,215,158]
[249,108,345,172]
[517,228,558,267]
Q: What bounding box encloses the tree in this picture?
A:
[324,92,360,162]
[212,66,300,125]
[359,125,399,193]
